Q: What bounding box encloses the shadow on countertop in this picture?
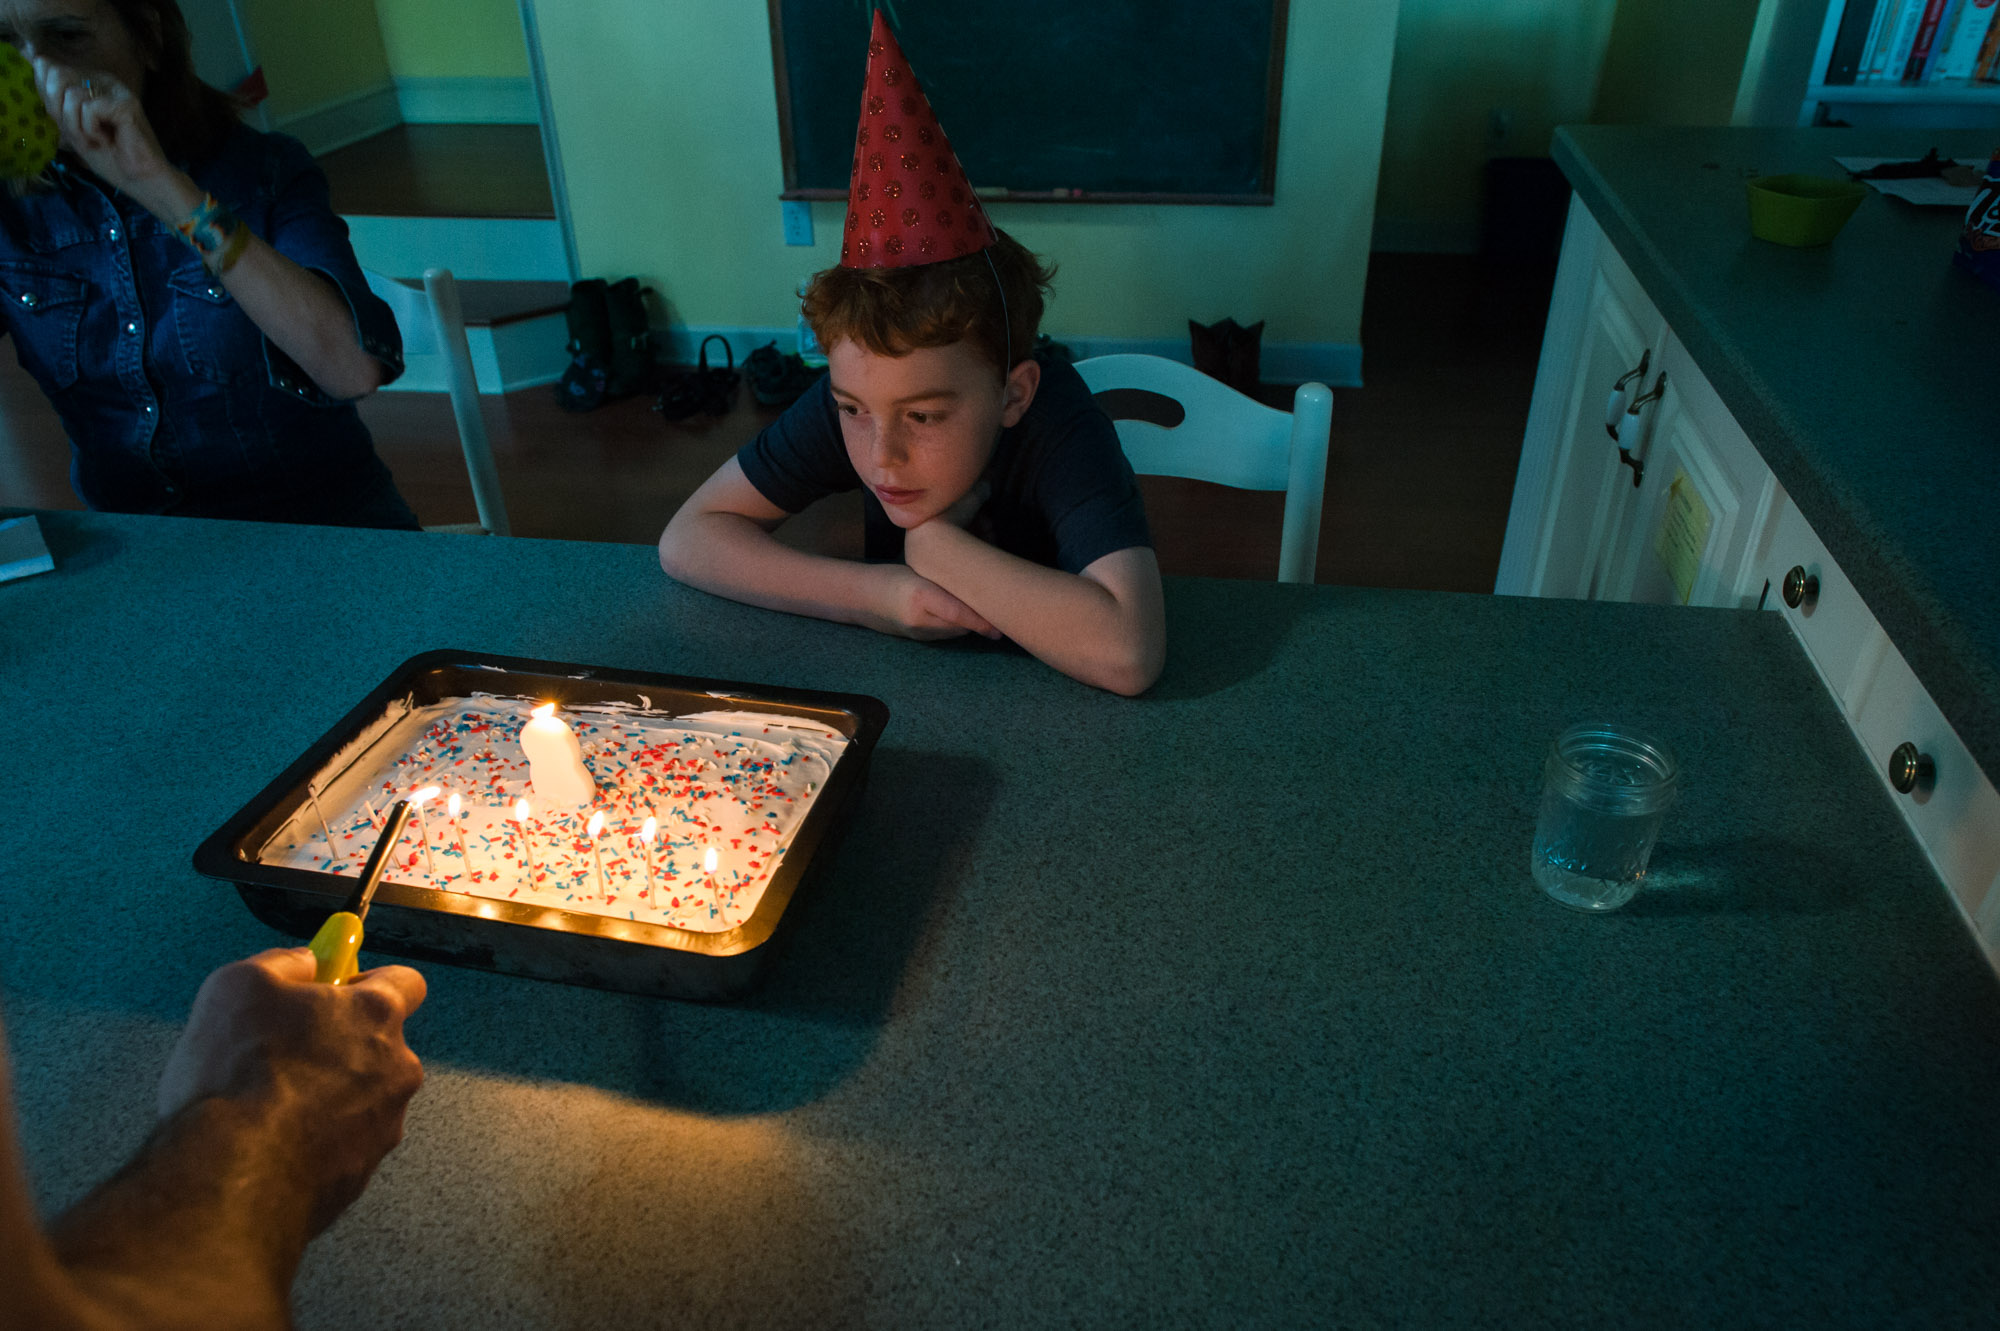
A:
[406,747,997,1113]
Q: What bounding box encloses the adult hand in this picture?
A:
[156,948,427,1234]
[30,54,186,214]
[873,563,1001,641]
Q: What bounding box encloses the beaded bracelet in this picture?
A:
[174,192,249,276]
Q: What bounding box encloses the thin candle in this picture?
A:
[305,781,339,867]
[409,785,441,882]
[640,815,657,897]
[703,845,720,916]
[512,798,537,882]
[587,810,607,898]
[446,792,471,882]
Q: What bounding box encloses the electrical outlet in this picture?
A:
[781,200,814,247]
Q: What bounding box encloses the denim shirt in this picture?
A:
[0,124,405,519]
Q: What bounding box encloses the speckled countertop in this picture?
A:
[1553,124,2000,787]
[3,511,1997,1327]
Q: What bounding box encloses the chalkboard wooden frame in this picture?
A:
[767,1,1289,206]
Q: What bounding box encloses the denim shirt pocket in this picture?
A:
[168,268,257,384]
[0,264,88,390]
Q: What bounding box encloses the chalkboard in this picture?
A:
[769,0,1288,204]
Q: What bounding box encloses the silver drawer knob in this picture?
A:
[1782,565,1819,610]
[1888,742,1934,795]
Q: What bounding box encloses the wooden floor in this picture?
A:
[0,254,1553,592]
[319,124,555,220]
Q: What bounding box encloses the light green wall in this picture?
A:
[1593,0,1763,125]
[377,0,530,81]
[535,0,1401,350]
[237,0,392,119]
[1374,0,1619,252]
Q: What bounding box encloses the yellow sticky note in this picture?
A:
[1653,468,1712,605]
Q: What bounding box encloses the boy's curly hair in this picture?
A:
[802,227,1054,376]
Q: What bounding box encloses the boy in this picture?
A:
[658,14,1164,696]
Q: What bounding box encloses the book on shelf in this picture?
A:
[1903,0,1952,79]
[1829,0,2000,85]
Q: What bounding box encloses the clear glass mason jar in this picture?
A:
[1531,722,1679,912]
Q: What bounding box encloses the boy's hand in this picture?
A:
[156,948,427,1234]
[874,565,1002,641]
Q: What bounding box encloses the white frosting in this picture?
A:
[261,695,849,932]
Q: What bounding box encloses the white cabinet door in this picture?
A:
[1497,201,1671,599]
[1595,334,1782,609]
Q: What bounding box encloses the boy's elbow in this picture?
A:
[1092,636,1165,698]
[657,519,691,580]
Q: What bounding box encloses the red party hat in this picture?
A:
[840,9,997,269]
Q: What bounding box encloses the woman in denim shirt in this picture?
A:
[0,0,419,528]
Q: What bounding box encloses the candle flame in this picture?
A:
[531,702,555,720]
[703,847,718,875]
[446,792,462,818]
[587,810,605,838]
[512,797,530,823]
[410,784,441,807]
[641,816,657,844]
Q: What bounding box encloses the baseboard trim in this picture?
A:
[657,325,1362,388]
[395,77,539,125]
[274,81,400,156]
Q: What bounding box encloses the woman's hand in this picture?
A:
[31,55,194,220]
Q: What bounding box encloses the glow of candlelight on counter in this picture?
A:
[640,816,657,895]
[587,810,607,898]
[520,702,595,806]
[512,798,536,878]
[408,785,441,881]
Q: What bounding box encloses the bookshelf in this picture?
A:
[1800,0,2000,126]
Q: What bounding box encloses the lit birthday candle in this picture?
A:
[520,703,595,805]
[408,785,442,882]
[587,810,607,898]
[640,815,657,896]
[704,845,720,916]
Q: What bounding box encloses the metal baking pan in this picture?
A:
[193,649,889,1000]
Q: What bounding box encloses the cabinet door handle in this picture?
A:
[1781,565,1819,610]
[1888,741,1935,795]
[1612,372,1667,486]
[1604,350,1651,440]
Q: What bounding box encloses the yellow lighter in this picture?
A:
[309,799,412,985]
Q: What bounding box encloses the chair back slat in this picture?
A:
[1074,353,1331,583]
[363,270,439,356]
[361,266,511,538]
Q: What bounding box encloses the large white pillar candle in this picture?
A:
[520,703,596,806]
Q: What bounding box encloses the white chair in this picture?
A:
[363,267,512,537]
[1074,354,1332,584]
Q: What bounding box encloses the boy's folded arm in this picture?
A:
[658,460,995,640]
[904,522,1166,696]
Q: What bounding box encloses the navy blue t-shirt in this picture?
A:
[736,354,1151,574]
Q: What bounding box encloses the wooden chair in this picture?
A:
[363,268,512,537]
[1074,354,1332,583]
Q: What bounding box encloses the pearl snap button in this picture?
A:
[124,320,138,334]
[19,293,37,308]
[107,228,119,240]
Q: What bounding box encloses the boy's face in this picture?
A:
[827,337,1036,529]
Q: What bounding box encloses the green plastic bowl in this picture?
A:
[1746,174,1869,247]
